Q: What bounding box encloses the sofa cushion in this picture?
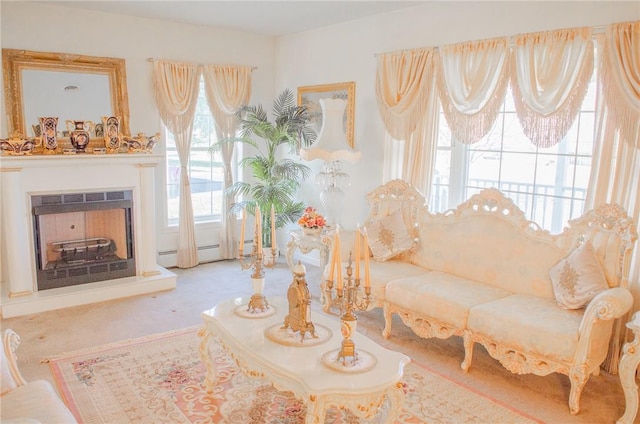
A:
[386,271,512,329]
[365,259,429,300]
[366,208,415,261]
[549,241,608,310]
[0,380,77,423]
[467,294,583,363]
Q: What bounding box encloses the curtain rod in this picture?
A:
[373,23,608,58]
[146,57,257,70]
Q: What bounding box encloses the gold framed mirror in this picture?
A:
[297,81,356,149]
[2,48,130,140]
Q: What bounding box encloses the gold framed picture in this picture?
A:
[297,81,355,149]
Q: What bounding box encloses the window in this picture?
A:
[431,64,597,234]
[166,78,226,225]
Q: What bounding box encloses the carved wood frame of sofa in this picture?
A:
[360,180,637,416]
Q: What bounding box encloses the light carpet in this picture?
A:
[48,326,541,424]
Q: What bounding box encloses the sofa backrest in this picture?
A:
[411,188,563,298]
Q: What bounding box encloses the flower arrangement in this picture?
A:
[298,206,326,230]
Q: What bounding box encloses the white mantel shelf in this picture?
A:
[0,152,163,168]
[0,153,177,318]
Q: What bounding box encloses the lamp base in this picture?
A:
[317,160,350,227]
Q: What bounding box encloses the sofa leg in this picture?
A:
[382,304,392,339]
[461,332,474,372]
[569,365,588,415]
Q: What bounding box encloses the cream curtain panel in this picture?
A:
[153,60,201,268]
[376,48,438,194]
[202,65,253,259]
[437,37,510,144]
[587,22,640,372]
[511,28,594,148]
[375,48,436,141]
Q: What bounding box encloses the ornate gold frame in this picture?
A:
[2,48,130,139]
[297,81,355,148]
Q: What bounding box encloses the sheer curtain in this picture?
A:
[437,37,510,144]
[152,60,201,268]
[202,65,253,259]
[511,28,594,147]
[376,48,438,195]
[587,21,640,372]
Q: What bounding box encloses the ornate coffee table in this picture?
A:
[199,296,410,423]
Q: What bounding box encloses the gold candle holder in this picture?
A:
[328,253,371,365]
[238,206,278,313]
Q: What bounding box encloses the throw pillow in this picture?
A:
[549,241,608,310]
[365,208,415,262]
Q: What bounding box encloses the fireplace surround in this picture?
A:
[0,154,176,317]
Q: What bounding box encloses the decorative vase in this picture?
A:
[39,117,59,154]
[302,227,323,236]
[101,116,122,153]
[123,132,160,153]
[66,120,94,153]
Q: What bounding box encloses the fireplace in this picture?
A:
[32,190,136,290]
[0,154,176,318]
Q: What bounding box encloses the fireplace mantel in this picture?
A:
[0,153,176,317]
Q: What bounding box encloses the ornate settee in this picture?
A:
[350,180,638,415]
[1,329,77,423]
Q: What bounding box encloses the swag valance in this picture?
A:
[377,26,596,147]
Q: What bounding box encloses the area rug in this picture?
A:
[48,327,541,424]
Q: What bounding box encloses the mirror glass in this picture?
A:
[2,48,130,141]
[22,69,112,135]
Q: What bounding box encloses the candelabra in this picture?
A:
[327,253,371,365]
[237,206,278,313]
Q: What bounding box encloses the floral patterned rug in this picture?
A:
[49,327,540,423]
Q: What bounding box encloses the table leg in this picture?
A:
[618,327,640,424]
[384,382,406,423]
[197,326,216,393]
[306,395,326,424]
[286,237,297,271]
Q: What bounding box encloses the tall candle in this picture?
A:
[328,233,337,282]
[363,228,370,288]
[335,229,343,291]
[255,205,262,254]
[355,225,361,280]
[270,205,276,251]
[239,208,246,252]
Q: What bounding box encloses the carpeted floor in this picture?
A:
[48,326,539,423]
[1,259,631,423]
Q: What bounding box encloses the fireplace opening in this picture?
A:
[32,190,136,290]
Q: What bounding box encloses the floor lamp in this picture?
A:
[300,98,361,227]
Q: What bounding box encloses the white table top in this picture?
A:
[201,296,410,396]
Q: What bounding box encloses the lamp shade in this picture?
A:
[300,98,361,163]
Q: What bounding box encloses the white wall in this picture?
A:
[275,1,639,229]
[1,2,276,265]
[2,1,638,266]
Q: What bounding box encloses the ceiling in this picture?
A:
[45,1,425,36]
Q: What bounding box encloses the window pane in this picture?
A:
[430,50,598,235]
[165,77,225,224]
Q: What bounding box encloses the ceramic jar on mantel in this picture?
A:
[66,120,94,153]
[101,116,122,153]
[39,116,59,154]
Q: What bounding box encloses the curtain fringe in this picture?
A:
[511,39,594,148]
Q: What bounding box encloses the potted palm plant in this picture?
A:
[213,89,317,248]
